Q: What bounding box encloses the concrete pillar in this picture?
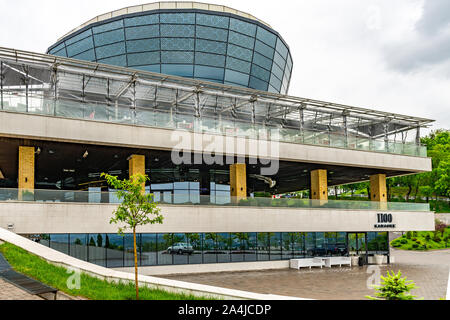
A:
[311,169,328,200]
[230,163,247,200]
[370,174,387,202]
[18,146,35,200]
[129,155,146,191]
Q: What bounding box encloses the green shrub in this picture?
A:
[412,243,419,249]
[391,240,401,248]
[411,237,417,241]
[366,270,421,300]
[406,231,412,239]
[400,239,407,244]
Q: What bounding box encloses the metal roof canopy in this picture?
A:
[0,47,434,142]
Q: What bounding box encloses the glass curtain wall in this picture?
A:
[47,11,293,94]
[40,232,388,268]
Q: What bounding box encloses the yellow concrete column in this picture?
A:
[311,169,328,201]
[370,174,387,202]
[18,146,35,200]
[370,174,387,210]
[230,163,247,200]
[129,155,146,192]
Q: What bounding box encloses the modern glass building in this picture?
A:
[47,2,293,94]
[0,2,435,272]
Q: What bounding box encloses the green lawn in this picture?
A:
[0,243,211,300]
[390,228,450,251]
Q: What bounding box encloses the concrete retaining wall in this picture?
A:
[0,202,435,234]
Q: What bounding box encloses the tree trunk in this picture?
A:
[413,178,420,202]
[133,227,139,301]
[406,185,412,202]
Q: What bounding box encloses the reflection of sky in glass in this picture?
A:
[107,234,124,248]
[50,234,69,243]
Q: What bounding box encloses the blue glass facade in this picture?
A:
[39,232,389,268]
[47,10,293,94]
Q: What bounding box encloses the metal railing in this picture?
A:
[0,188,431,212]
[0,95,428,157]
[0,47,432,158]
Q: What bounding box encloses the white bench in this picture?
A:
[323,257,351,268]
[290,258,325,269]
[291,257,351,270]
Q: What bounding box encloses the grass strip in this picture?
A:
[0,242,211,300]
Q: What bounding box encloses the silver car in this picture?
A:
[167,242,194,255]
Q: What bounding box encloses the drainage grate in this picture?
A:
[0,253,57,297]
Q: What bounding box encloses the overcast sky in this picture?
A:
[0,0,449,132]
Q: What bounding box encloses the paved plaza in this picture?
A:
[0,279,43,300]
[160,248,450,300]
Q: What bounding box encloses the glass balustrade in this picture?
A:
[0,188,430,212]
[0,93,427,157]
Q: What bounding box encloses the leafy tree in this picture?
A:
[424,130,450,202]
[232,233,249,250]
[204,233,216,250]
[102,173,163,301]
[434,159,450,198]
[162,233,174,246]
[391,175,418,202]
[105,235,110,249]
[257,232,274,248]
[420,185,434,203]
[97,234,103,247]
[185,233,200,249]
[89,237,96,247]
[435,219,447,237]
[366,270,421,300]
[343,184,359,197]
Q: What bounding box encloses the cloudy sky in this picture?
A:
[0,0,449,132]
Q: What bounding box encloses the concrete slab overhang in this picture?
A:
[0,111,432,173]
[0,202,435,234]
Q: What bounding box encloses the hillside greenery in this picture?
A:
[390,227,450,251]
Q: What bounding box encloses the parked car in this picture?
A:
[307,243,347,256]
[167,243,194,255]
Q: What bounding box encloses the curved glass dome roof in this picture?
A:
[47,1,293,94]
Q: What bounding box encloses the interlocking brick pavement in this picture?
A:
[159,249,450,300]
[0,278,43,300]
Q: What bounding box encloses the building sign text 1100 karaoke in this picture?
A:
[374,213,396,229]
